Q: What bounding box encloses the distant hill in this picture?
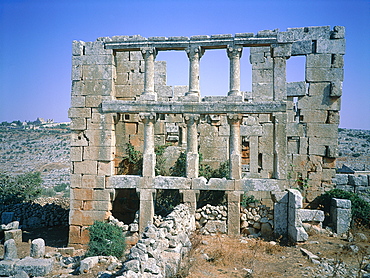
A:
[0,124,70,188]
[0,124,369,188]
[337,128,370,171]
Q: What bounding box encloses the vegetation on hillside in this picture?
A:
[0,171,43,205]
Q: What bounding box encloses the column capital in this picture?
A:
[186,45,205,60]
[184,114,200,123]
[140,47,158,59]
[227,114,242,124]
[139,112,156,123]
[227,45,243,59]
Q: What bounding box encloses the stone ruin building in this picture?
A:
[68,25,345,247]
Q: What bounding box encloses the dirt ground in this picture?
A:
[1,226,369,277]
[180,228,370,278]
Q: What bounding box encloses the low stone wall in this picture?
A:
[120,204,194,277]
[240,202,274,238]
[333,174,370,202]
[0,202,69,229]
[195,204,227,234]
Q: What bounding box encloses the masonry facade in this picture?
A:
[68,26,345,247]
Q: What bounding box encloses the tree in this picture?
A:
[0,172,43,205]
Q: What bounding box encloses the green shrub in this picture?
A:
[155,189,181,216]
[241,194,259,208]
[41,188,56,197]
[54,183,68,192]
[0,172,42,205]
[317,189,370,227]
[86,221,126,258]
[155,144,170,176]
[170,152,187,177]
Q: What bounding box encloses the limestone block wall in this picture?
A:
[69,26,345,247]
[333,174,370,202]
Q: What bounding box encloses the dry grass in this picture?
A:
[177,228,370,278]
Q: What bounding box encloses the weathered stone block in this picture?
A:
[14,257,53,277]
[331,54,344,68]
[82,65,115,80]
[252,69,273,83]
[306,67,344,82]
[69,210,109,226]
[316,39,345,54]
[348,175,368,186]
[287,81,306,97]
[331,206,351,235]
[4,229,22,245]
[84,129,115,147]
[0,260,16,276]
[330,81,342,97]
[298,209,325,222]
[287,26,331,41]
[85,95,103,107]
[291,40,312,55]
[85,41,112,55]
[306,54,331,68]
[70,118,87,131]
[73,161,98,175]
[70,146,83,162]
[252,83,273,100]
[71,95,85,108]
[83,146,114,161]
[30,238,45,259]
[81,175,105,189]
[331,26,345,39]
[72,40,85,56]
[83,55,114,65]
[306,123,337,138]
[288,189,303,209]
[333,174,348,185]
[272,43,291,57]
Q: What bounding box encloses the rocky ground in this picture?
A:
[0,126,70,188]
[0,226,369,277]
[337,128,370,171]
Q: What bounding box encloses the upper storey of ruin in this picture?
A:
[96,25,345,53]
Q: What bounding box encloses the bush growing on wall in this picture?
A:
[0,172,42,205]
[86,221,126,258]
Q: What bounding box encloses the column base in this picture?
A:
[227,95,243,102]
[183,93,200,102]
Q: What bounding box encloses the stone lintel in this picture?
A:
[102,100,286,114]
[107,175,283,192]
[104,37,277,51]
[241,178,281,191]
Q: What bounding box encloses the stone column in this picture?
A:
[137,189,156,233]
[184,114,200,178]
[273,113,287,179]
[228,114,242,179]
[227,191,243,236]
[140,47,157,101]
[185,46,204,101]
[140,113,156,177]
[227,46,243,96]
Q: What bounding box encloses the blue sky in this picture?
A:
[0,0,369,129]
